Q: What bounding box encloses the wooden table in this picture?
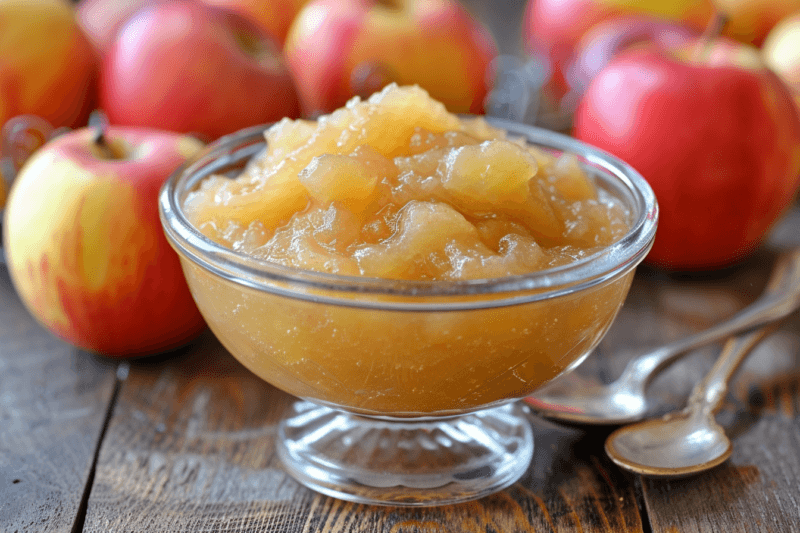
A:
[3,205,800,533]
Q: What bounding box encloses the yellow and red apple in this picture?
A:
[199,0,310,45]
[763,12,800,106]
[523,0,714,93]
[3,127,207,357]
[715,0,799,45]
[284,0,497,116]
[99,0,300,141]
[574,38,800,270]
[0,0,97,129]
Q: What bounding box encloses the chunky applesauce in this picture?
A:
[179,84,634,415]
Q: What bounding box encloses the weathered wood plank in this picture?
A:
[83,330,645,532]
[0,266,118,532]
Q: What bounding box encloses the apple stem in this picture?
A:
[375,0,402,10]
[92,127,118,160]
[92,127,106,148]
[698,10,729,60]
[89,110,118,160]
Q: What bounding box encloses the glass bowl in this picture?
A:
[159,119,658,506]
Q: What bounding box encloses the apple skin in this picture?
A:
[99,0,300,141]
[3,127,207,357]
[76,0,150,53]
[763,12,800,99]
[523,0,611,82]
[284,0,497,116]
[574,40,800,270]
[0,0,97,129]
[199,0,310,44]
[567,16,699,96]
[523,0,713,92]
[715,0,799,45]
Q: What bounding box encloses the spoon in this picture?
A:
[604,324,774,477]
[526,249,800,425]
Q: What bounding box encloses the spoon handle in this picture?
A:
[619,249,800,388]
[688,325,776,416]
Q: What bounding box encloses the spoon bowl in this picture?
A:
[605,410,732,477]
[604,326,773,477]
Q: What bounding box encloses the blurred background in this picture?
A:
[4,0,799,151]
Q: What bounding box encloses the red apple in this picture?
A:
[2,127,207,356]
[523,0,714,94]
[763,12,800,100]
[284,0,497,116]
[0,0,97,129]
[574,38,800,270]
[99,0,300,141]
[567,16,699,96]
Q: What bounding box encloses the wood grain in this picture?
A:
[83,331,644,532]
[0,267,118,532]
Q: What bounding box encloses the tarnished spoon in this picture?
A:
[525,249,800,425]
[604,325,774,477]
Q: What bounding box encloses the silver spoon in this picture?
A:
[526,249,800,425]
[604,324,774,477]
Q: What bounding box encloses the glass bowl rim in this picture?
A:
[159,118,658,309]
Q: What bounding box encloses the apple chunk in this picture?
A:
[300,152,379,204]
[442,140,538,206]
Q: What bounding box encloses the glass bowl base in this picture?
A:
[277,400,534,506]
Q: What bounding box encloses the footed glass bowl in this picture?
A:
[159,119,658,506]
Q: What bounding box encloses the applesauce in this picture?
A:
[184,85,629,278]
[172,85,645,415]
